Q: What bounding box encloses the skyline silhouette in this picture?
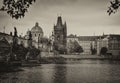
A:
[0,0,120,37]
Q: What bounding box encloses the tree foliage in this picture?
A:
[27,46,40,60]
[90,43,97,55]
[68,40,83,54]
[11,43,28,60]
[91,48,97,55]
[100,47,108,55]
[107,0,120,15]
[0,0,36,19]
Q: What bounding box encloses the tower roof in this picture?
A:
[57,16,62,26]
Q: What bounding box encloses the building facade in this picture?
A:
[78,36,98,55]
[97,34,120,56]
[67,34,98,55]
[0,32,28,48]
[0,22,44,49]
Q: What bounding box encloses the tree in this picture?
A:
[90,43,97,55]
[73,41,83,53]
[27,46,40,60]
[0,0,36,19]
[91,48,97,55]
[107,0,120,15]
[100,47,108,55]
[11,43,28,60]
[68,40,83,54]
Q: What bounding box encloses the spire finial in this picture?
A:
[57,16,62,25]
[3,26,5,33]
[35,22,39,26]
[103,32,105,36]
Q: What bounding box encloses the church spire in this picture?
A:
[64,21,67,27]
[3,26,5,33]
[57,16,62,26]
[103,32,105,36]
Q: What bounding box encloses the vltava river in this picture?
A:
[1,60,120,83]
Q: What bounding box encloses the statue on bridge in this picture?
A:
[14,27,18,37]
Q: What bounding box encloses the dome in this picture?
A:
[31,22,43,33]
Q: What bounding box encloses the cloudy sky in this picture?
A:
[0,0,120,37]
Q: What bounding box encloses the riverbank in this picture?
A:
[60,54,120,60]
[0,62,23,73]
[40,56,66,64]
[29,55,120,65]
[1,55,120,72]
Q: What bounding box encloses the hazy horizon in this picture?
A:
[0,0,120,37]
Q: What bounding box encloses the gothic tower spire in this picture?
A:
[53,16,67,54]
[57,16,62,26]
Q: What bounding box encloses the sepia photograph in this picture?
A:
[0,0,120,83]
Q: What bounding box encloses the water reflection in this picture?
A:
[0,60,120,83]
[53,64,67,83]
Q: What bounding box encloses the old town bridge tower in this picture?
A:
[53,16,67,54]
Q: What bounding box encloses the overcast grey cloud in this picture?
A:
[0,0,120,36]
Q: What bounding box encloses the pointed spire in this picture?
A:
[103,32,105,36]
[64,21,66,26]
[3,26,5,33]
[57,16,62,26]
[93,32,95,36]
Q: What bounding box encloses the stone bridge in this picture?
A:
[0,32,38,48]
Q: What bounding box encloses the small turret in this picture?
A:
[10,32,12,36]
[64,21,67,27]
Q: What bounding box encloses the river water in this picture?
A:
[1,60,120,83]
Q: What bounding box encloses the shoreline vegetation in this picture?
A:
[2,55,120,64]
[1,55,120,65]
[1,53,120,73]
